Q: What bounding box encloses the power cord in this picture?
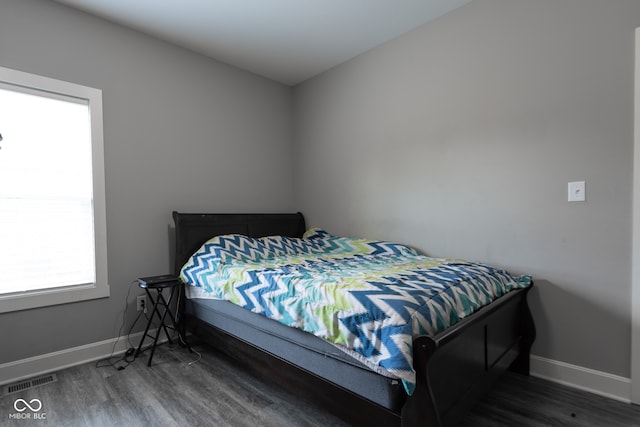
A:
[187,348,202,366]
[95,280,145,370]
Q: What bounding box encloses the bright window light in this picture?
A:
[0,66,108,312]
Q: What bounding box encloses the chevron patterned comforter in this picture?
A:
[180,228,531,394]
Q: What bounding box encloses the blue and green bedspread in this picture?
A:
[180,228,531,395]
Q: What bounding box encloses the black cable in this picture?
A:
[95,280,145,370]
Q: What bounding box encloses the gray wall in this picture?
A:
[0,0,294,363]
[2,0,638,383]
[293,0,640,378]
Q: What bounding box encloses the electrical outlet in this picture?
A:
[136,295,146,312]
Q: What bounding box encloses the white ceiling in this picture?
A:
[54,0,471,86]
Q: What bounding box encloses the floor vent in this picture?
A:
[4,373,57,396]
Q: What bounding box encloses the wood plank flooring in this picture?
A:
[460,371,640,427]
[2,342,639,426]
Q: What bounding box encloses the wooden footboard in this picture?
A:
[402,285,535,427]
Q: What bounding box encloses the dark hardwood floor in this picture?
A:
[2,341,639,426]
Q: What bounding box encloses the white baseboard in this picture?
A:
[530,355,631,403]
[0,330,168,387]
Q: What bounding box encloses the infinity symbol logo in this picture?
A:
[14,398,42,412]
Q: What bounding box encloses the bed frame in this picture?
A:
[172,211,535,427]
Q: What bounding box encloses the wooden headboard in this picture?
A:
[172,211,306,275]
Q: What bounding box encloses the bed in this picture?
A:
[172,211,535,427]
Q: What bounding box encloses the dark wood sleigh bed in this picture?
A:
[172,211,535,427]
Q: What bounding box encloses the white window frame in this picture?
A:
[0,66,108,312]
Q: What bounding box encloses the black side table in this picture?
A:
[135,276,180,366]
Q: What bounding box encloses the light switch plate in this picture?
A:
[568,181,586,202]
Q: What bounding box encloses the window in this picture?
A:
[0,66,108,312]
